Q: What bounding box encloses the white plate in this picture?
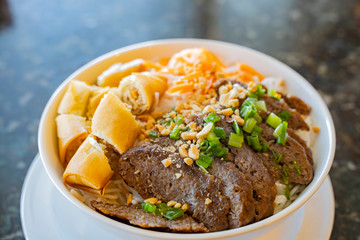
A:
[20,154,334,240]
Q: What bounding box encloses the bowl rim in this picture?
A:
[38,38,336,239]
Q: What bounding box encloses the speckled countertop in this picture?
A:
[0,0,359,239]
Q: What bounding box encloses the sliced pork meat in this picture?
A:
[258,123,313,184]
[261,95,309,131]
[91,201,208,233]
[117,143,230,232]
[228,144,277,221]
[208,159,255,228]
[284,95,311,115]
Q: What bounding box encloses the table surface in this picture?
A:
[0,0,359,239]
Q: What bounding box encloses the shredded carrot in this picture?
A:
[167,83,194,93]
[240,64,265,81]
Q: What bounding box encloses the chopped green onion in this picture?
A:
[278,110,292,121]
[247,135,263,152]
[155,203,185,220]
[240,101,257,120]
[228,133,244,148]
[230,106,236,111]
[262,142,269,152]
[207,139,228,157]
[252,125,263,135]
[272,150,283,165]
[199,140,209,151]
[196,154,213,169]
[292,161,302,175]
[204,112,221,124]
[206,131,218,142]
[198,165,209,174]
[281,165,290,185]
[266,113,282,128]
[254,112,262,123]
[142,202,157,213]
[214,127,226,139]
[149,131,159,138]
[285,185,290,200]
[247,85,266,99]
[254,100,267,113]
[267,89,281,100]
[232,120,243,136]
[276,121,288,145]
[169,125,181,140]
[243,118,257,133]
[175,115,184,125]
[162,208,185,220]
[165,119,174,126]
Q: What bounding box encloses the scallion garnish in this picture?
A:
[285,185,290,200]
[254,100,267,113]
[214,127,226,139]
[199,140,209,151]
[267,89,281,100]
[243,117,257,133]
[149,130,159,138]
[262,142,269,152]
[276,121,288,145]
[253,112,262,123]
[292,161,301,175]
[175,115,184,125]
[246,135,263,152]
[169,125,181,140]
[278,110,292,121]
[266,113,282,128]
[196,154,213,169]
[232,120,243,136]
[228,132,244,148]
[142,202,157,213]
[204,112,221,124]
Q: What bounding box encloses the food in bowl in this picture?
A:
[54,47,318,233]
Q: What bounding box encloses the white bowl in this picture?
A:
[38,39,335,239]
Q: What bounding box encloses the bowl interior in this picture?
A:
[38,39,335,239]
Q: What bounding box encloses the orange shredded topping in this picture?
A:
[143,47,265,95]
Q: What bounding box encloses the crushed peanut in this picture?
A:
[169,112,177,118]
[134,169,140,174]
[155,124,165,132]
[188,144,200,160]
[205,198,212,205]
[175,173,182,179]
[174,203,182,208]
[184,157,193,166]
[203,105,216,114]
[161,158,172,168]
[232,115,244,125]
[181,132,197,140]
[181,203,189,211]
[179,145,189,158]
[161,129,170,136]
[228,99,239,108]
[221,108,233,116]
[144,197,158,205]
[167,200,177,207]
[196,122,214,139]
[188,122,197,130]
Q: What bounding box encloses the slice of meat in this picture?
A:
[259,123,313,185]
[261,95,309,131]
[284,95,311,115]
[117,143,230,232]
[287,128,313,165]
[208,159,255,228]
[188,114,276,222]
[228,144,277,222]
[91,201,208,233]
